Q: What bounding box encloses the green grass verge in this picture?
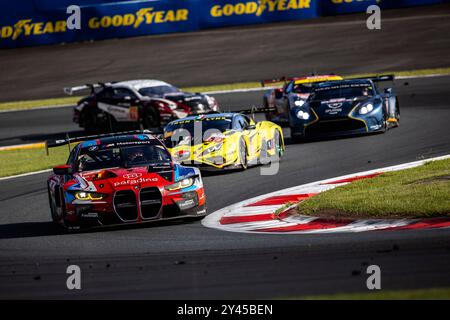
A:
[297,158,450,219]
[291,287,450,300]
[0,146,70,177]
[0,96,82,112]
[1,67,450,112]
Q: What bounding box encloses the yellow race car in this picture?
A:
[163,112,284,170]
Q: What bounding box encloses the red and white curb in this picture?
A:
[202,155,450,234]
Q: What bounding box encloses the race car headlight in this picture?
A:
[294,100,305,107]
[359,103,374,115]
[296,110,310,120]
[74,191,106,201]
[165,177,195,191]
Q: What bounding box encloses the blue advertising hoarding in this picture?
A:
[0,0,448,48]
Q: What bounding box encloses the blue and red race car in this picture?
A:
[46,131,206,230]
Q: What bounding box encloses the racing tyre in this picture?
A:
[81,110,98,133]
[143,107,160,129]
[274,130,284,161]
[239,138,248,170]
[394,100,400,126]
[47,185,59,223]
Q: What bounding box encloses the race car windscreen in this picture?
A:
[292,83,314,94]
[76,144,172,171]
[310,83,374,101]
[138,85,180,97]
[164,118,232,147]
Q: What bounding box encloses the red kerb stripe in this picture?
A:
[255,218,354,232]
[245,193,318,207]
[323,173,382,185]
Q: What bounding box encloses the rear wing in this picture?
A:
[260,77,292,87]
[45,130,158,154]
[238,106,276,115]
[63,82,115,95]
[347,74,395,83]
[260,74,342,87]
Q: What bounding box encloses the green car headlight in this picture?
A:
[165,177,195,191]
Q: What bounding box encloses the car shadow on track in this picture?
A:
[0,218,202,239]
[283,131,386,146]
[0,221,65,239]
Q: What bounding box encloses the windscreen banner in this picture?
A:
[0,0,448,48]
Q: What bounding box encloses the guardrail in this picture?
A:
[0,0,448,48]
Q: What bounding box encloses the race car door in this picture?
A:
[97,87,140,123]
[235,115,261,161]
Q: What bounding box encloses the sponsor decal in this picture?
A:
[88,8,189,30]
[81,212,98,219]
[210,0,312,18]
[129,106,139,121]
[327,102,343,109]
[123,173,142,179]
[113,177,158,187]
[1,7,190,42]
[0,19,67,40]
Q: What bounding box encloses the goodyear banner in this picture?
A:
[199,0,318,28]
[0,0,198,48]
[0,0,449,48]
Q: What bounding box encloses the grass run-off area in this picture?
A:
[293,287,450,300]
[1,67,450,112]
[296,158,450,219]
[0,145,71,178]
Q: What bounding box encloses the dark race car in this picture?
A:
[289,75,400,141]
[46,131,206,230]
[65,80,219,132]
[261,74,343,125]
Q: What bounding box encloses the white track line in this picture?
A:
[0,104,73,114]
[0,169,52,181]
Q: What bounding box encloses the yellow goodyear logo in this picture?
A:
[0,19,67,40]
[210,0,311,17]
[88,7,189,29]
[0,7,189,40]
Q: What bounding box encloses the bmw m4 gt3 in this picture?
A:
[46,131,206,230]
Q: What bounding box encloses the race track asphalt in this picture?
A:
[0,75,449,299]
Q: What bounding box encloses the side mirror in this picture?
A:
[53,164,73,175]
[274,88,283,100]
[124,96,132,101]
[384,88,393,95]
[246,124,256,130]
